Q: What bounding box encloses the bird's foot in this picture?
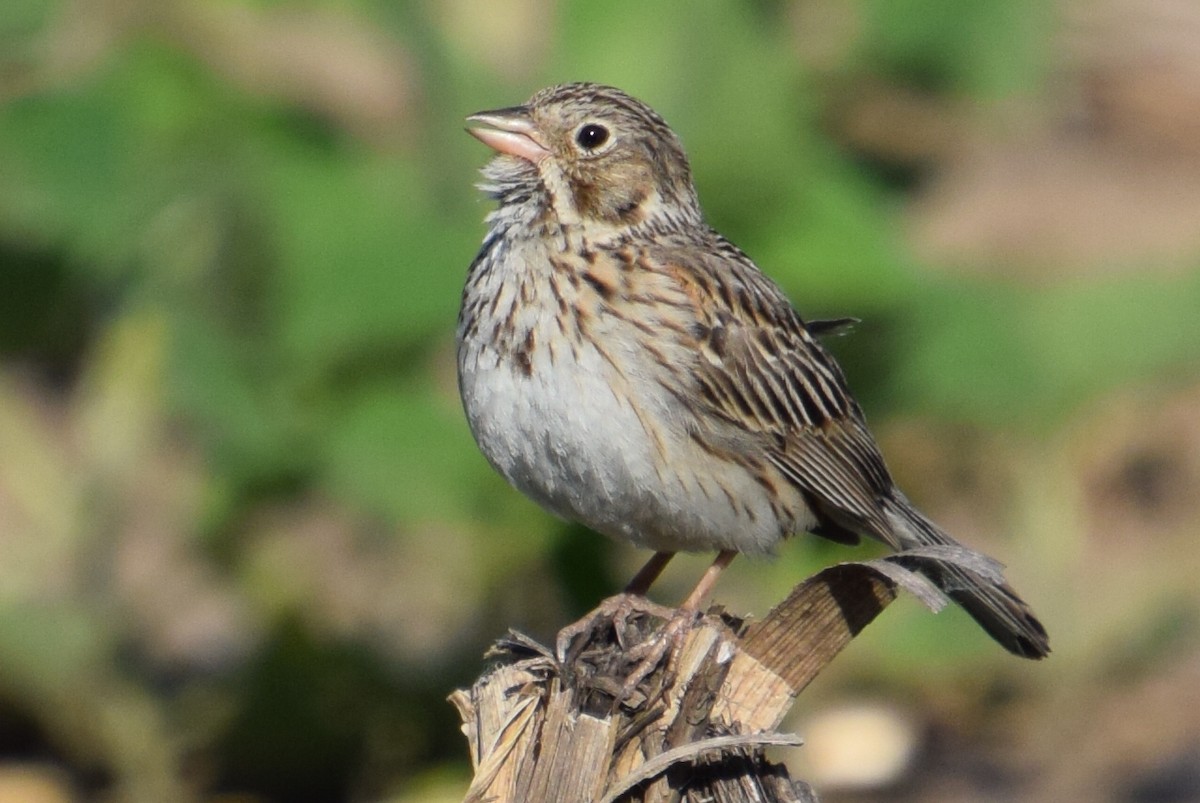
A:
[554,592,675,663]
[615,606,701,700]
[556,595,703,708]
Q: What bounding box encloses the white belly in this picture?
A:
[458,311,798,555]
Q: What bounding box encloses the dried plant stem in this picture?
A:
[451,559,906,802]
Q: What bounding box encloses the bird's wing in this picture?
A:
[648,235,901,548]
[805,316,860,338]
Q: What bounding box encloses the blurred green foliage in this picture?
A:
[1,1,1198,801]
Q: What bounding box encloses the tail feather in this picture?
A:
[884,494,1050,660]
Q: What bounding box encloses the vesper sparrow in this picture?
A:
[458,83,1049,659]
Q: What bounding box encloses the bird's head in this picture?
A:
[467,83,701,233]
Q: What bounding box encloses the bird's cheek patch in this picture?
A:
[612,185,650,224]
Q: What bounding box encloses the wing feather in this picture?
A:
[646,236,899,546]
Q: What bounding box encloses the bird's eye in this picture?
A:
[575,123,610,151]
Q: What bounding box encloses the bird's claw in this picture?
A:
[616,607,700,699]
[555,595,702,708]
[554,592,675,663]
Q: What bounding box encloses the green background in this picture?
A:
[1,1,1198,801]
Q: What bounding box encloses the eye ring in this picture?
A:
[575,123,610,151]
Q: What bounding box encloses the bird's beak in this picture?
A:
[466,106,550,165]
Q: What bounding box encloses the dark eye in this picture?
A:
[575,123,610,151]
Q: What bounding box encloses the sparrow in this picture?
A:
[458,82,1049,659]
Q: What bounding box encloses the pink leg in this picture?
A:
[554,552,676,662]
[614,550,739,698]
[624,551,675,596]
[679,550,737,611]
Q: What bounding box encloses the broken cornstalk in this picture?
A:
[451,556,951,802]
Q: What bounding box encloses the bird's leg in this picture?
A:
[555,550,740,702]
[624,550,675,595]
[555,551,678,662]
[619,550,739,698]
[679,549,737,611]
[604,551,679,651]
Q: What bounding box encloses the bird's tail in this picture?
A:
[883,494,1050,659]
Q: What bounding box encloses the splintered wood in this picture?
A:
[450,561,909,803]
